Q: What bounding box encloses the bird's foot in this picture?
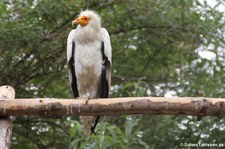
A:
[85,96,94,105]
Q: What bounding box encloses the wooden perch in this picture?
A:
[0,97,225,118]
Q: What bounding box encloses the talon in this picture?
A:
[85,96,93,104]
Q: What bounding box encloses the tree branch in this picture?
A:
[0,97,225,118]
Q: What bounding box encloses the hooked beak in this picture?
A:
[72,16,90,27]
[72,20,77,26]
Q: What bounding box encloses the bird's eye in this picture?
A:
[84,17,87,20]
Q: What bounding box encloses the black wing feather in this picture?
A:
[100,41,110,98]
[68,41,79,98]
[91,41,111,135]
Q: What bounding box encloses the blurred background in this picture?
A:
[0,0,224,148]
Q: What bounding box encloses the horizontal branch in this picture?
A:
[0,97,225,118]
[0,97,224,118]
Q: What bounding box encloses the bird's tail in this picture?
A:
[80,116,94,136]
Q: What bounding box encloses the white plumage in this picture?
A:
[67,10,112,136]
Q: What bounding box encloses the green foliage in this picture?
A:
[0,0,224,148]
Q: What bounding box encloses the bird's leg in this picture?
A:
[85,96,94,105]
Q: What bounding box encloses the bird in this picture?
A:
[67,10,112,136]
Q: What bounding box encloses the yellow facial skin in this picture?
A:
[74,15,91,26]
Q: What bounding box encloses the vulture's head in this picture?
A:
[72,10,101,31]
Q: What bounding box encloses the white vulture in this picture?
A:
[67,10,112,136]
